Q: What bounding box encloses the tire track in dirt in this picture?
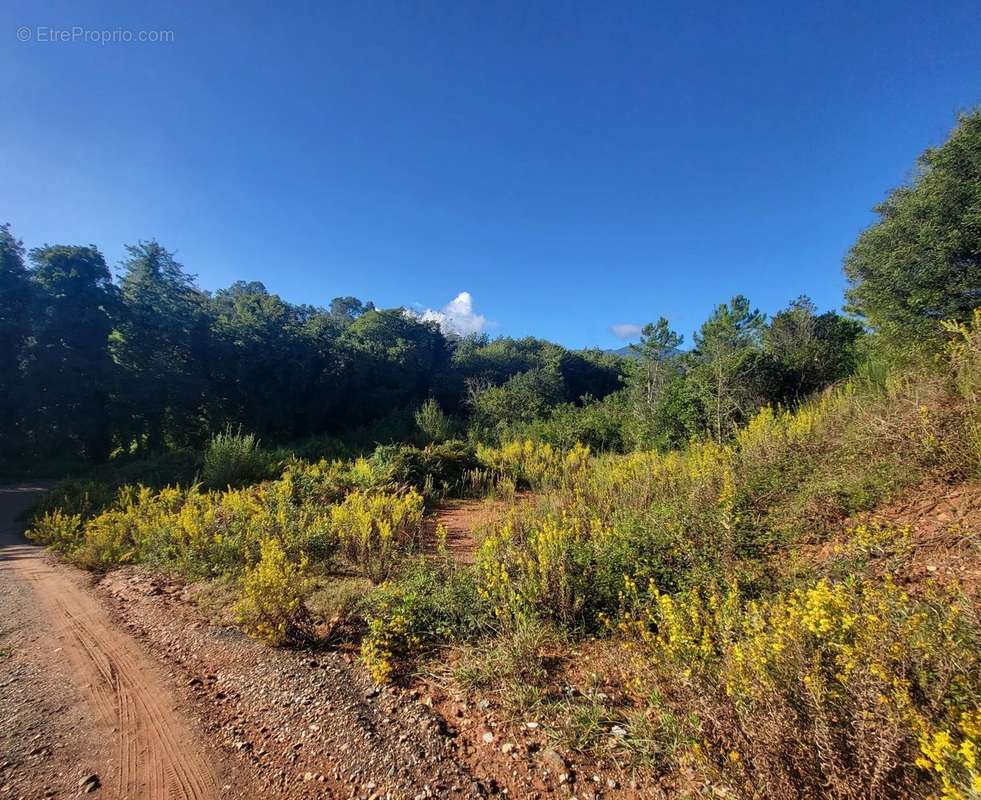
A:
[0,487,220,800]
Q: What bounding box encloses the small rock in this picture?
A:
[78,774,100,793]
[481,731,495,744]
[501,742,514,755]
[540,748,566,774]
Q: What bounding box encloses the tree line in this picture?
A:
[1,109,977,471]
[0,228,860,466]
[0,235,626,467]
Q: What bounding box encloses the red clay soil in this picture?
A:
[422,499,506,564]
[862,477,981,602]
[798,477,981,603]
[93,566,652,800]
[96,569,487,799]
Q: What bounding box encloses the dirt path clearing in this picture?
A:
[0,487,224,800]
[423,498,507,564]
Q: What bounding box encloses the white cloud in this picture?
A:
[610,323,643,340]
[415,291,490,336]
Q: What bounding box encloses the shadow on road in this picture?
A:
[0,485,48,551]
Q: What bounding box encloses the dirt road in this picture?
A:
[0,487,224,800]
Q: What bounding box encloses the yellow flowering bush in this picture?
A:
[943,307,981,472]
[28,508,83,552]
[29,472,336,577]
[330,490,424,582]
[917,709,981,800]
[619,578,741,678]
[620,576,980,799]
[476,512,595,625]
[361,610,416,683]
[476,440,591,490]
[234,536,311,647]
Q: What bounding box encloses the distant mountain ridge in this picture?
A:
[604,345,639,358]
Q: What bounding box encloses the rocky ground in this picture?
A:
[98,568,642,799]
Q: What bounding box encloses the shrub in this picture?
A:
[370,441,479,500]
[330,490,424,582]
[473,438,756,630]
[71,506,141,569]
[620,577,980,799]
[916,709,981,800]
[27,509,82,551]
[32,473,337,579]
[201,427,270,489]
[476,439,591,491]
[477,510,599,627]
[234,537,312,647]
[414,398,452,443]
[361,560,488,683]
[279,457,355,506]
[943,307,981,475]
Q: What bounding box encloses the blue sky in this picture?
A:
[1,1,979,348]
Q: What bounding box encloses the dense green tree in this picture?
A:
[623,318,683,447]
[690,295,767,443]
[0,225,32,460]
[27,245,120,461]
[650,375,704,448]
[329,296,374,324]
[113,242,210,450]
[555,350,622,404]
[340,309,449,424]
[452,336,563,385]
[844,109,981,347]
[3,202,934,471]
[765,296,864,400]
[209,281,310,437]
[467,366,566,437]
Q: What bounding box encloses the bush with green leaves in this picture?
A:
[414,398,453,443]
[618,577,980,800]
[29,472,336,578]
[369,440,480,499]
[201,427,276,489]
[361,559,489,682]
